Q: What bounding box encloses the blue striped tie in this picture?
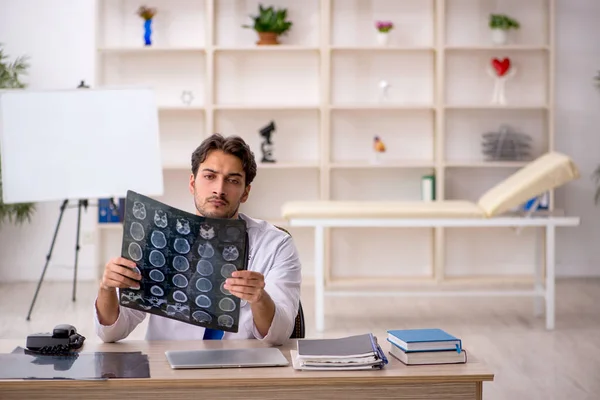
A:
[203,328,224,340]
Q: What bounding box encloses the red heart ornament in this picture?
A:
[492,57,511,76]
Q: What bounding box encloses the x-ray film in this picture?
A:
[119,190,249,333]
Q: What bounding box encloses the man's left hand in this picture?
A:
[224,270,266,304]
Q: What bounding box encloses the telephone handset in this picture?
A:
[26,324,86,355]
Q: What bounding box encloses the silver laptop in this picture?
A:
[165,347,290,369]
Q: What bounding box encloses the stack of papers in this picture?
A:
[290,333,388,370]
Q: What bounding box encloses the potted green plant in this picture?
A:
[489,14,520,45]
[242,4,293,45]
[0,44,36,226]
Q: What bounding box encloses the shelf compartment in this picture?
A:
[444,227,538,277]
[99,51,206,108]
[330,161,435,169]
[241,168,321,220]
[445,45,550,52]
[214,46,319,52]
[444,167,521,203]
[330,227,433,278]
[444,49,548,107]
[158,110,205,170]
[330,168,435,201]
[445,161,529,168]
[444,108,548,164]
[331,51,434,105]
[331,104,434,110]
[331,46,435,52]
[98,0,206,48]
[214,104,318,111]
[214,0,320,47]
[98,47,206,54]
[444,0,549,47]
[330,109,434,164]
[331,0,434,47]
[155,170,200,214]
[214,109,320,165]
[215,51,319,106]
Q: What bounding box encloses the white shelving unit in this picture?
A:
[94,0,554,286]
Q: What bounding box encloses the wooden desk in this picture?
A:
[0,339,494,400]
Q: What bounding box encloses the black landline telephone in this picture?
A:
[26,324,86,355]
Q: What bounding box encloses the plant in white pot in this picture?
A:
[0,44,36,226]
[375,21,393,45]
[489,14,520,45]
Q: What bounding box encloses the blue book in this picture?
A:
[387,329,462,353]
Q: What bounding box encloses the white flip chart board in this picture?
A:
[0,87,164,204]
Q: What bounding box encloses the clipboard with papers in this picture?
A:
[290,333,388,370]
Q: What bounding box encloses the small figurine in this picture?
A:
[181,90,194,106]
[372,135,386,163]
[487,57,517,105]
[259,121,276,163]
[379,80,391,102]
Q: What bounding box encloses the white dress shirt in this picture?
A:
[93,213,302,346]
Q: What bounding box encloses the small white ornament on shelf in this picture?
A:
[181,90,194,106]
[375,20,393,46]
[378,80,391,102]
[487,57,517,105]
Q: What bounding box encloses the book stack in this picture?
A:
[290,333,388,370]
[386,329,467,366]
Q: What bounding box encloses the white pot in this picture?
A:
[491,28,508,45]
[376,32,389,46]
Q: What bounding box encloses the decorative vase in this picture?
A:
[144,19,153,46]
[257,32,279,45]
[491,28,507,45]
[376,32,390,46]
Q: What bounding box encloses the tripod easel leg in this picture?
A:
[72,200,85,302]
[26,199,69,320]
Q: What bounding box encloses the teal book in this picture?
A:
[387,329,462,353]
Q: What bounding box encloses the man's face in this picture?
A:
[189,150,250,219]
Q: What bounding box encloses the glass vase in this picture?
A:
[144,19,153,46]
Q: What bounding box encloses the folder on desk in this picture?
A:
[291,333,387,370]
[0,347,151,380]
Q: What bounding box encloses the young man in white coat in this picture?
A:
[94,134,302,346]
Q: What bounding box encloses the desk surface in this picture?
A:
[0,339,494,400]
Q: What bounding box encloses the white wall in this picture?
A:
[0,0,599,281]
[554,0,600,276]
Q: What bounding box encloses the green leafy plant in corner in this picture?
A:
[242,4,292,35]
[489,14,520,30]
[0,44,36,226]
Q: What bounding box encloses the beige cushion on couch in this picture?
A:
[477,152,580,217]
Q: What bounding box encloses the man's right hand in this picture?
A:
[100,257,142,292]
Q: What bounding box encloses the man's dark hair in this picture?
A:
[191,133,257,185]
